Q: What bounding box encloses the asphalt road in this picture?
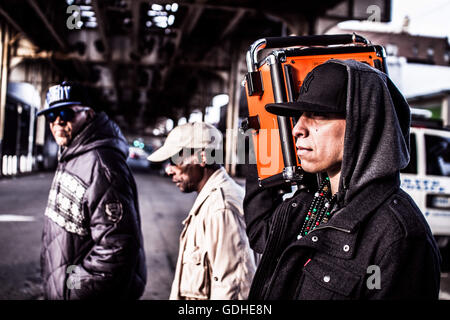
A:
[0,170,196,300]
[0,171,449,299]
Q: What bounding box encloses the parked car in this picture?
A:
[127,141,153,172]
[400,115,450,270]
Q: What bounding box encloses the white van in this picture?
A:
[400,119,450,268]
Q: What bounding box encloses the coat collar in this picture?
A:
[328,176,400,233]
[291,177,399,259]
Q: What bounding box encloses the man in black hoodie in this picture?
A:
[38,82,146,299]
[244,60,441,299]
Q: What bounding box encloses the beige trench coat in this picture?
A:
[169,167,256,300]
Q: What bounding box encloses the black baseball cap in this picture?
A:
[37,81,91,116]
[265,62,348,117]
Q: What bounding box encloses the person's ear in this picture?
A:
[86,108,95,121]
[199,150,207,167]
[184,152,200,166]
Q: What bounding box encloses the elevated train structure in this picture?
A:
[0,0,391,177]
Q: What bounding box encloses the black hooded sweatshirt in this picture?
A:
[41,112,147,299]
[244,59,441,299]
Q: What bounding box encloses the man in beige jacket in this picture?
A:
[148,122,256,300]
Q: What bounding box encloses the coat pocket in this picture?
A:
[297,259,361,300]
[179,247,210,299]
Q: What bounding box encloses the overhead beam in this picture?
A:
[131,0,141,57]
[27,0,92,83]
[0,7,28,38]
[0,6,67,81]
[219,9,246,40]
[92,0,121,105]
[184,5,204,35]
[130,0,141,91]
[26,0,68,51]
[176,0,256,13]
[13,50,230,70]
[160,0,206,88]
[201,8,246,61]
[171,1,205,60]
[92,0,111,58]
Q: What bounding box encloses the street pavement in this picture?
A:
[0,171,196,300]
[135,171,196,299]
[0,171,449,299]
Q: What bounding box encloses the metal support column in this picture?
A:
[0,22,10,175]
[225,49,242,176]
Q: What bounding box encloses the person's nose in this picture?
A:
[292,114,309,139]
[54,116,65,125]
[165,164,175,176]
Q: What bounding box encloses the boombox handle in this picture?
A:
[246,33,370,73]
[244,34,370,188]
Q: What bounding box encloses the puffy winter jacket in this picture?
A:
[41,112,147,299]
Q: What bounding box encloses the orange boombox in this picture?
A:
[241,34,387,188]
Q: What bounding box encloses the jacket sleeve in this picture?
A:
[365,236,441,299]
[243,164,284,253]
[204,207,255,300]
[66,167,143,299]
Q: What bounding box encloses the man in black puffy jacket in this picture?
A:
[38,82,146,299]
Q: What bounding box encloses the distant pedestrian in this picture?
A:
[38,81,146,299]
[148,122,256,299]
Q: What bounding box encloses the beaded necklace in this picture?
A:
[297,176,337,239]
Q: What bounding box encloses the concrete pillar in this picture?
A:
[225,48,246,176]
[225,50,238,175]
[0,22,10,175]
[0,22,10,143]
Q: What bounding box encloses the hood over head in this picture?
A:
[329,59,410,206]
[59,112,129,161]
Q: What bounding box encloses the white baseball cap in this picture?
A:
[147,122,223,162]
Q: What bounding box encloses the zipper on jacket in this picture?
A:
[307,224,351,235]
[305,206,352,236]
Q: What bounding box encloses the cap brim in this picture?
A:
[147,145,182,162]
[36,101,83,116]
[265,101,341,117]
